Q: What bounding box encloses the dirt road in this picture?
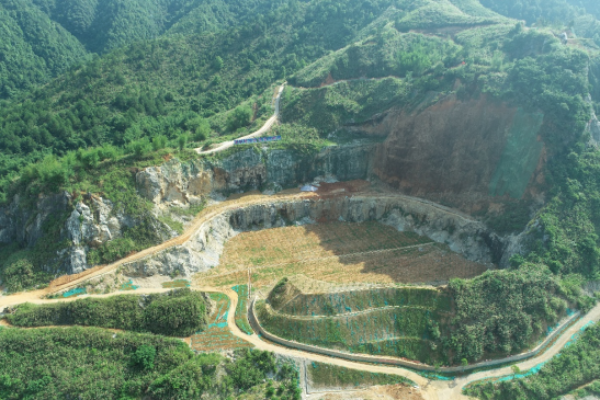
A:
[0,190,314,309]
[3,281,599,400]
[196,83,285,155]
[1,188,599,400]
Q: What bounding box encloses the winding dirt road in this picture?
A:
[5,281,599,400]
[2,188,600,400]
[195,83,285,155]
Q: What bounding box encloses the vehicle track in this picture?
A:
[195,84,285,155]
[3,280,600,400]
[1,190,599,400]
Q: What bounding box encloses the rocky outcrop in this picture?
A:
[62,197,138,274]
[124,214,239,277]
[344,94,546,212]
[227,195,504,264]
[125,194,505,278]
[0,192,70,247]
[136,144,376,205]
[0,192,164,274]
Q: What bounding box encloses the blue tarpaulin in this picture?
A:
[234,136,281,145]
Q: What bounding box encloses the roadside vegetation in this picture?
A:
[3,0,600,396]
[465,324,600,400]
[259,266,573,366]
[307,361,413,390]
[6,289,207,337]
[0,326,296,400]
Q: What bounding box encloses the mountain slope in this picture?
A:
[1,0,600,388]
[0,0,88,98]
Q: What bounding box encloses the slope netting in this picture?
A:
[120,280,139,291]
[232,285,253,335]
[62,288,87,298]
[191,293,251,352]
[277,287,452,316]
[308,361,413,389]
[257,301,441,364]
[162,279,191,288]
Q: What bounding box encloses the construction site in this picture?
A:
[194,218,489,290]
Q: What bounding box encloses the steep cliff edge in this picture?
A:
[123,194,503,280]
[0,193,172,276]
[366,94,545,212]
[136,144,376,205]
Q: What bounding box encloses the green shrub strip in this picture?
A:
[7,289,206,337]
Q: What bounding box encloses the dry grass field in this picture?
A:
[193,221,488,289]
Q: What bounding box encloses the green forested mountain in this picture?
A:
[0,0,401,198]
[3,1,600,398]
[0,0,296,99]
[0,0,88,97]
[3,0,600,290]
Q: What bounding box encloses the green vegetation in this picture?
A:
[258,299,440,364]
[0,326,295,400]
[7,289,207,337]
[0,0,89,98]
[232,285,253,335]
[261,268,572,366]
[282,78,409,134]
[308,361,412,389]
[0,0,396,201]
[258,282,452,364]
[465,324,600,400]
[269,283,453,316]
[0,244,54,293]
[0,148,184,292]
[446,265,573,364]
[3,0,600,393]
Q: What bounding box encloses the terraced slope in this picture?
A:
[257,278,452,365]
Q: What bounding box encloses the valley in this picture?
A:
[2,0,600,399]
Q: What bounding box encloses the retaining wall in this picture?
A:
[249,299,581,374]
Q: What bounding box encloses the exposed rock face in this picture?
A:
[353,94,545,212]
[125,194,505,279]
[228,195,504,265]
[136,144,376,205]
[124,214,239,277]
[0,192,70,247]
[0,192,154,274]
[63,198,132,274]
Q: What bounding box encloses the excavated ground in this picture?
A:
[2,183,595,400]
[197,219,487,290]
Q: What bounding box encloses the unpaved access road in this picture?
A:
[196,83,285,155]
[0,190,314,309]
[1,189,600,400]
[10,284,598,400]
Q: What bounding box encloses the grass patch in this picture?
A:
[158,214,184,235]
[256,299,444,365]
[232,285,253,335]
[308,361,414,389]
[191,293,252,352]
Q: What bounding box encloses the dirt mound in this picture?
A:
[267,278,302,311]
